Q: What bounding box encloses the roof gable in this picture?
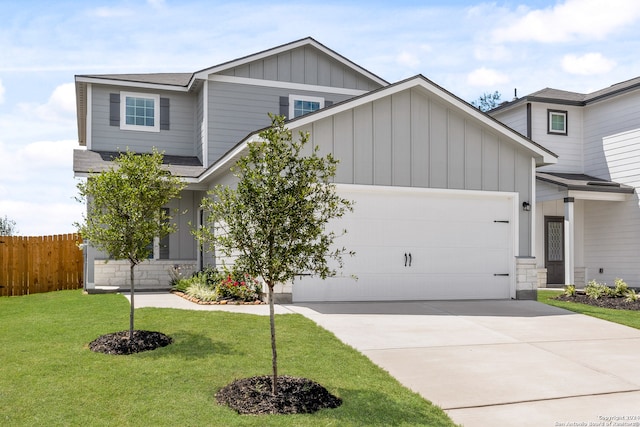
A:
[194,37,388,90]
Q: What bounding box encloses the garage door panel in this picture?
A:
[293,186,516,302]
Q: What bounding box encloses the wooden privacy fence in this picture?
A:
[0,233,84,297]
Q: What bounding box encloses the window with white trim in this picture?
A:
[547,109,567,135]
[289,94,324,118]
[120,92,160,132]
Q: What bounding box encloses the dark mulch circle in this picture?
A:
[216,375,342,415]
[555,294,640,311]
[89,330,173,355]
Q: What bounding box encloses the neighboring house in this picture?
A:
[74,37,557,302]
[491,78,640,288]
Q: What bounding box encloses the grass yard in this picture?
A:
[538,289,640,330]
[0,290,456,426]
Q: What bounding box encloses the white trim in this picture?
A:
[193,38,388,87]
[289,94,324,118]
[530,157,536,257]
[86,83,93,149]
[75,76,189,92]
[567,190,631,201]
[120,91,160,133]
[207,74,367,96]
[202,80,209,167]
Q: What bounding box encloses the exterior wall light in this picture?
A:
[522,201,531,211]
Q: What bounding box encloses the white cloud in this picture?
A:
[395,45,432,71]
[0,79,5,104]
[18,82,75,124]
[562,53,616,75]
[492,0,640,43]
[90,7,134,18]
[467,67,510,87]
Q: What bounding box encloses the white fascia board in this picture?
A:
[567,190,631,202]
[207,74,368,96]
[194,39,388,87]
[75,76,189,92]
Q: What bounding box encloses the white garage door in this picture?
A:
[293,185,517,302]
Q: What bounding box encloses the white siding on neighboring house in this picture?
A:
[583,197,640,287]
[531,103,584,174]
[584,90,640,178]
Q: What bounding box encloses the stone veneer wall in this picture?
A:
[516,257,539,300]
[94,260,197,291]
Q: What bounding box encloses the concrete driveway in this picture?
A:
[287,300,640,427]
[131,293,640,426]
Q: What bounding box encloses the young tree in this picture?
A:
[196,114,353,395]
[0,215,17,236]
[76,148,186,339]
[472,91,502,112]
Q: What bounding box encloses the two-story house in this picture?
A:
[491,78,640,288]
[74,37,556,302]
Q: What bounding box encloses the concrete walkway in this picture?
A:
[128,293,640,427]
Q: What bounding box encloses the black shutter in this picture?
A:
[279,96,289,119]
[109,93,120,126]
[160,98,170,130]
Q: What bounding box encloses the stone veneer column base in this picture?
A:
[516,257,539,300]
[93,260,196,291]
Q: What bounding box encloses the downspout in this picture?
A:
[526,102,532,139]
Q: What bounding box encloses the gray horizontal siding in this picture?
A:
[91,85,196,157]
[208,81,354,165]
[220,45,382,91]
[291,86,535,255]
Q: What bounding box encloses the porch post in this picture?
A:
[564,197,575,285]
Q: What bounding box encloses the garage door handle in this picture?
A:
[494,273,510,276]
[404,253,412,267]
[494,220,510,223]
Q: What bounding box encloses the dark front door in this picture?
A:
[545,216,565,284]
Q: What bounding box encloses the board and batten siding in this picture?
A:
[291,87,535,256]
[219,45,382,91]
[207,80,354,165]
[583,90,640,179]
[91,85,197,157]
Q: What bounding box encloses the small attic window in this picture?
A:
[548,109,567,135]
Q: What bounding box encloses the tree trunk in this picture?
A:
[129,261,135,340]
[268,283,278,395]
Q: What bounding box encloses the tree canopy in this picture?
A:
[0,215,17,236]
[76,148,186,336]
[472,91,502,112]
[196,114,353,393]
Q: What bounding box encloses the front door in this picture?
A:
[545,216,564,284]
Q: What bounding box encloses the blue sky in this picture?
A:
[1,0,640,235]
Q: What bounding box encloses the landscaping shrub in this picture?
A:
[173,267,262,302]
[563,284,577,297]
[613,278,630,297]
[585,280,613,300]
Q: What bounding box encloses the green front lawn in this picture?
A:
[0,291,456,426]
[538,289,640,330]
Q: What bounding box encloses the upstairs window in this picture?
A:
[289,95,324,118]
[120,92,160,132]
[548,109,568,135]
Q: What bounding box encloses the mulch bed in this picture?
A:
[171,290,265,305]
[89,330,173,355]
[555,294,640,311]
[216,375,342,415]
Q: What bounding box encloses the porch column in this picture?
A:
[564,197,575,285]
